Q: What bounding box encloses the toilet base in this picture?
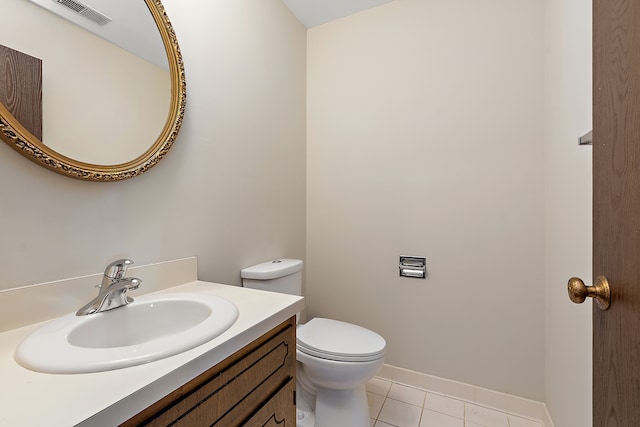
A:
[310,384,370,427]
[296,409,315,427]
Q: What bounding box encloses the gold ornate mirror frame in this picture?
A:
[0,0,186,181]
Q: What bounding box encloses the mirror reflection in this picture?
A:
[1,0,174,167]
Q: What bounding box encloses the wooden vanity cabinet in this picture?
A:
[121,317,296,427]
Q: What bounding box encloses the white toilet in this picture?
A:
[241,259,386,427]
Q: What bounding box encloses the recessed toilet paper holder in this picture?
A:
[399,256,426,278]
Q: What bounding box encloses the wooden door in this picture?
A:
[593,0,640,424]
[0,45,42,140]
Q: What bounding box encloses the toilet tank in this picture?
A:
[241,259,303,296]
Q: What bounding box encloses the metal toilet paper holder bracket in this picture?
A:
[399,256,426,278]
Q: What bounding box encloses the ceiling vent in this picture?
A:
[53,0,112,26]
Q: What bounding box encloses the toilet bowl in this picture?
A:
[241,260,386,427]
[295,318,385,427]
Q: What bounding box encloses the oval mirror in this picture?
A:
[0,0,185,181]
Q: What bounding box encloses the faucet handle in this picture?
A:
[104,259,133,281]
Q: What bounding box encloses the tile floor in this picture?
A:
[366,377,543,427]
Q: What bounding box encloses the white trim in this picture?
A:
[377,363,554,427]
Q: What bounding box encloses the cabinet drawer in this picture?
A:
[243,378,295,427]
[122,317,296,427]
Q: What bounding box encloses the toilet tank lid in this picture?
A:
[241,259,303,280]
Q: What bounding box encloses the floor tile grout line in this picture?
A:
[368,378,543,427]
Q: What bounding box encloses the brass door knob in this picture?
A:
[568,276,611,310]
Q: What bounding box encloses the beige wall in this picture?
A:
[307,0,546,400]
[0,0,306,290]
[544,0,592,425]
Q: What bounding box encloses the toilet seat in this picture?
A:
[297,318,386,362]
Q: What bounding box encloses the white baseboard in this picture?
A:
[377,363,555,427]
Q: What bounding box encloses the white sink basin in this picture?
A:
[15,293,239,374]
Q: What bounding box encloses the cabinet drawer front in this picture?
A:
[170,332,292,425]
[243,379,295,427]
[132,318,296,427]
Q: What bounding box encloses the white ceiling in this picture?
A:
[26,0,167,69]
[281,0,395,28]
[24,0,395,68]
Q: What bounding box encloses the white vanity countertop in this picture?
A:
[0,281,304,427]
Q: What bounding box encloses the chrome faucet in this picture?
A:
[76,259,142,316]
